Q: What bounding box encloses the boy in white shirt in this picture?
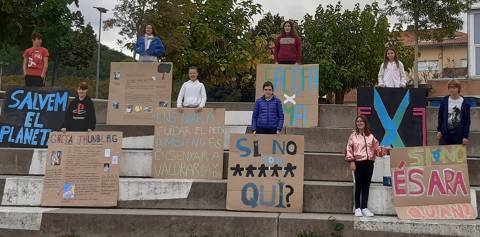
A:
[177,66,207,112]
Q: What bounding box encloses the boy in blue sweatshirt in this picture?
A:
[437,79,471,145]
[252,81,284,134]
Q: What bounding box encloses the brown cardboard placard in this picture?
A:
[394,203,476,220]
[107,62,173,125]
[390,145,475,219]
[226,134,304,212]
[152,108,225,179]
[255,64,319,128]
[42,131,122,207]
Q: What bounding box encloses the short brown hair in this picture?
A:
[263,81,274,90]
[447,79,461,92]
[77,82,88,90]
[31,32,43,40]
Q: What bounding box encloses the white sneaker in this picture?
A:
[362,208,374,217]
[354,208,363,217]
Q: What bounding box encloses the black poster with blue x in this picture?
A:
[357,87,427,148]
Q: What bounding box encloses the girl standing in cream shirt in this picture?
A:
[378,48,406,88]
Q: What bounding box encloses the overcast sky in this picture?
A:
[76,0,469,55]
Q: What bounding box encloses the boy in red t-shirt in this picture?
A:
[22,32,49,87]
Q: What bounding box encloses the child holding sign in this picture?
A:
[23,32,49,87]
[177,66,207,112]
[251,81,284,134]
[345,116,385,217]
[61,82,96,132]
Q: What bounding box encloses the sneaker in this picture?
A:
[362,208,374,217]
[354,208,363,217]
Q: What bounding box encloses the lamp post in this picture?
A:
[93,6,108,98]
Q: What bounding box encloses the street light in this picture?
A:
[93,6,108,99]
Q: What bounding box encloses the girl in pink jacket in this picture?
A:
[345,115,385,217]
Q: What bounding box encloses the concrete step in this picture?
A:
[0,176,353,214]
[0,207,478,237]
[318,104,480,132]
[4,98,480,130]
[95,125,480,157]
[2,148,480,185]
[279,213,480,237]
[286,127,480,156]
[1,176,479,218]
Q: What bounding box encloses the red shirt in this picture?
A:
[23,47,49,77]
[274,35,302,63]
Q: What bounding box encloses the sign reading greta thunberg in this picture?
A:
[390,145,477,219]
[0,87,69,147]
[42,132,122,207]
[256,64,319,128]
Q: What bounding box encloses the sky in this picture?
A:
[76,0,469,55]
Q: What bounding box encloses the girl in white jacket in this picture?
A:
[378,48,406,88]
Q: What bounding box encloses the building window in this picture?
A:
[475,14,480,44]
[476,48,480,75]
[417,60,439,72]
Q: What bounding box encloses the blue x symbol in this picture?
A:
[374,88,410,147]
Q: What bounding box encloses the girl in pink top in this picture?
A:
[345,115,385,217]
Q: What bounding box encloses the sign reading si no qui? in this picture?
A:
[226,134,304,213]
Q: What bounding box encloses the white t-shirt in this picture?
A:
[448,96,463,130]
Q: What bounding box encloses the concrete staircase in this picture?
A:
[0,102,479,237]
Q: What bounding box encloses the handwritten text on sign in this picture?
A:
[42,132,122,207]
[256,64,319,127]
[152,108,225,179]
[390,145,476,219]
[227,134,304,213]
[0,87,69,147]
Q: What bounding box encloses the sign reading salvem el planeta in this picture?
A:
[0,87,69,148]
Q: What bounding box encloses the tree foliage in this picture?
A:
[303,2,390,103]
[385,0,479,85]
[0,0,97,86]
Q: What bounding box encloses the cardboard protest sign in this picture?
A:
[152,108,225,179]
[226,134,304,212]
[107,62,173,125]
[390,145,477,219]
[0,87,69,147]
[357,87,427,148]
[42,131,122,207]
[256,64,319,128]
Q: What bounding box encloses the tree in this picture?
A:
[385,0,479,87]
[107,0,265,101]
[303,2,390,103]
[33,0,97,85]
[0,0,44,48]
